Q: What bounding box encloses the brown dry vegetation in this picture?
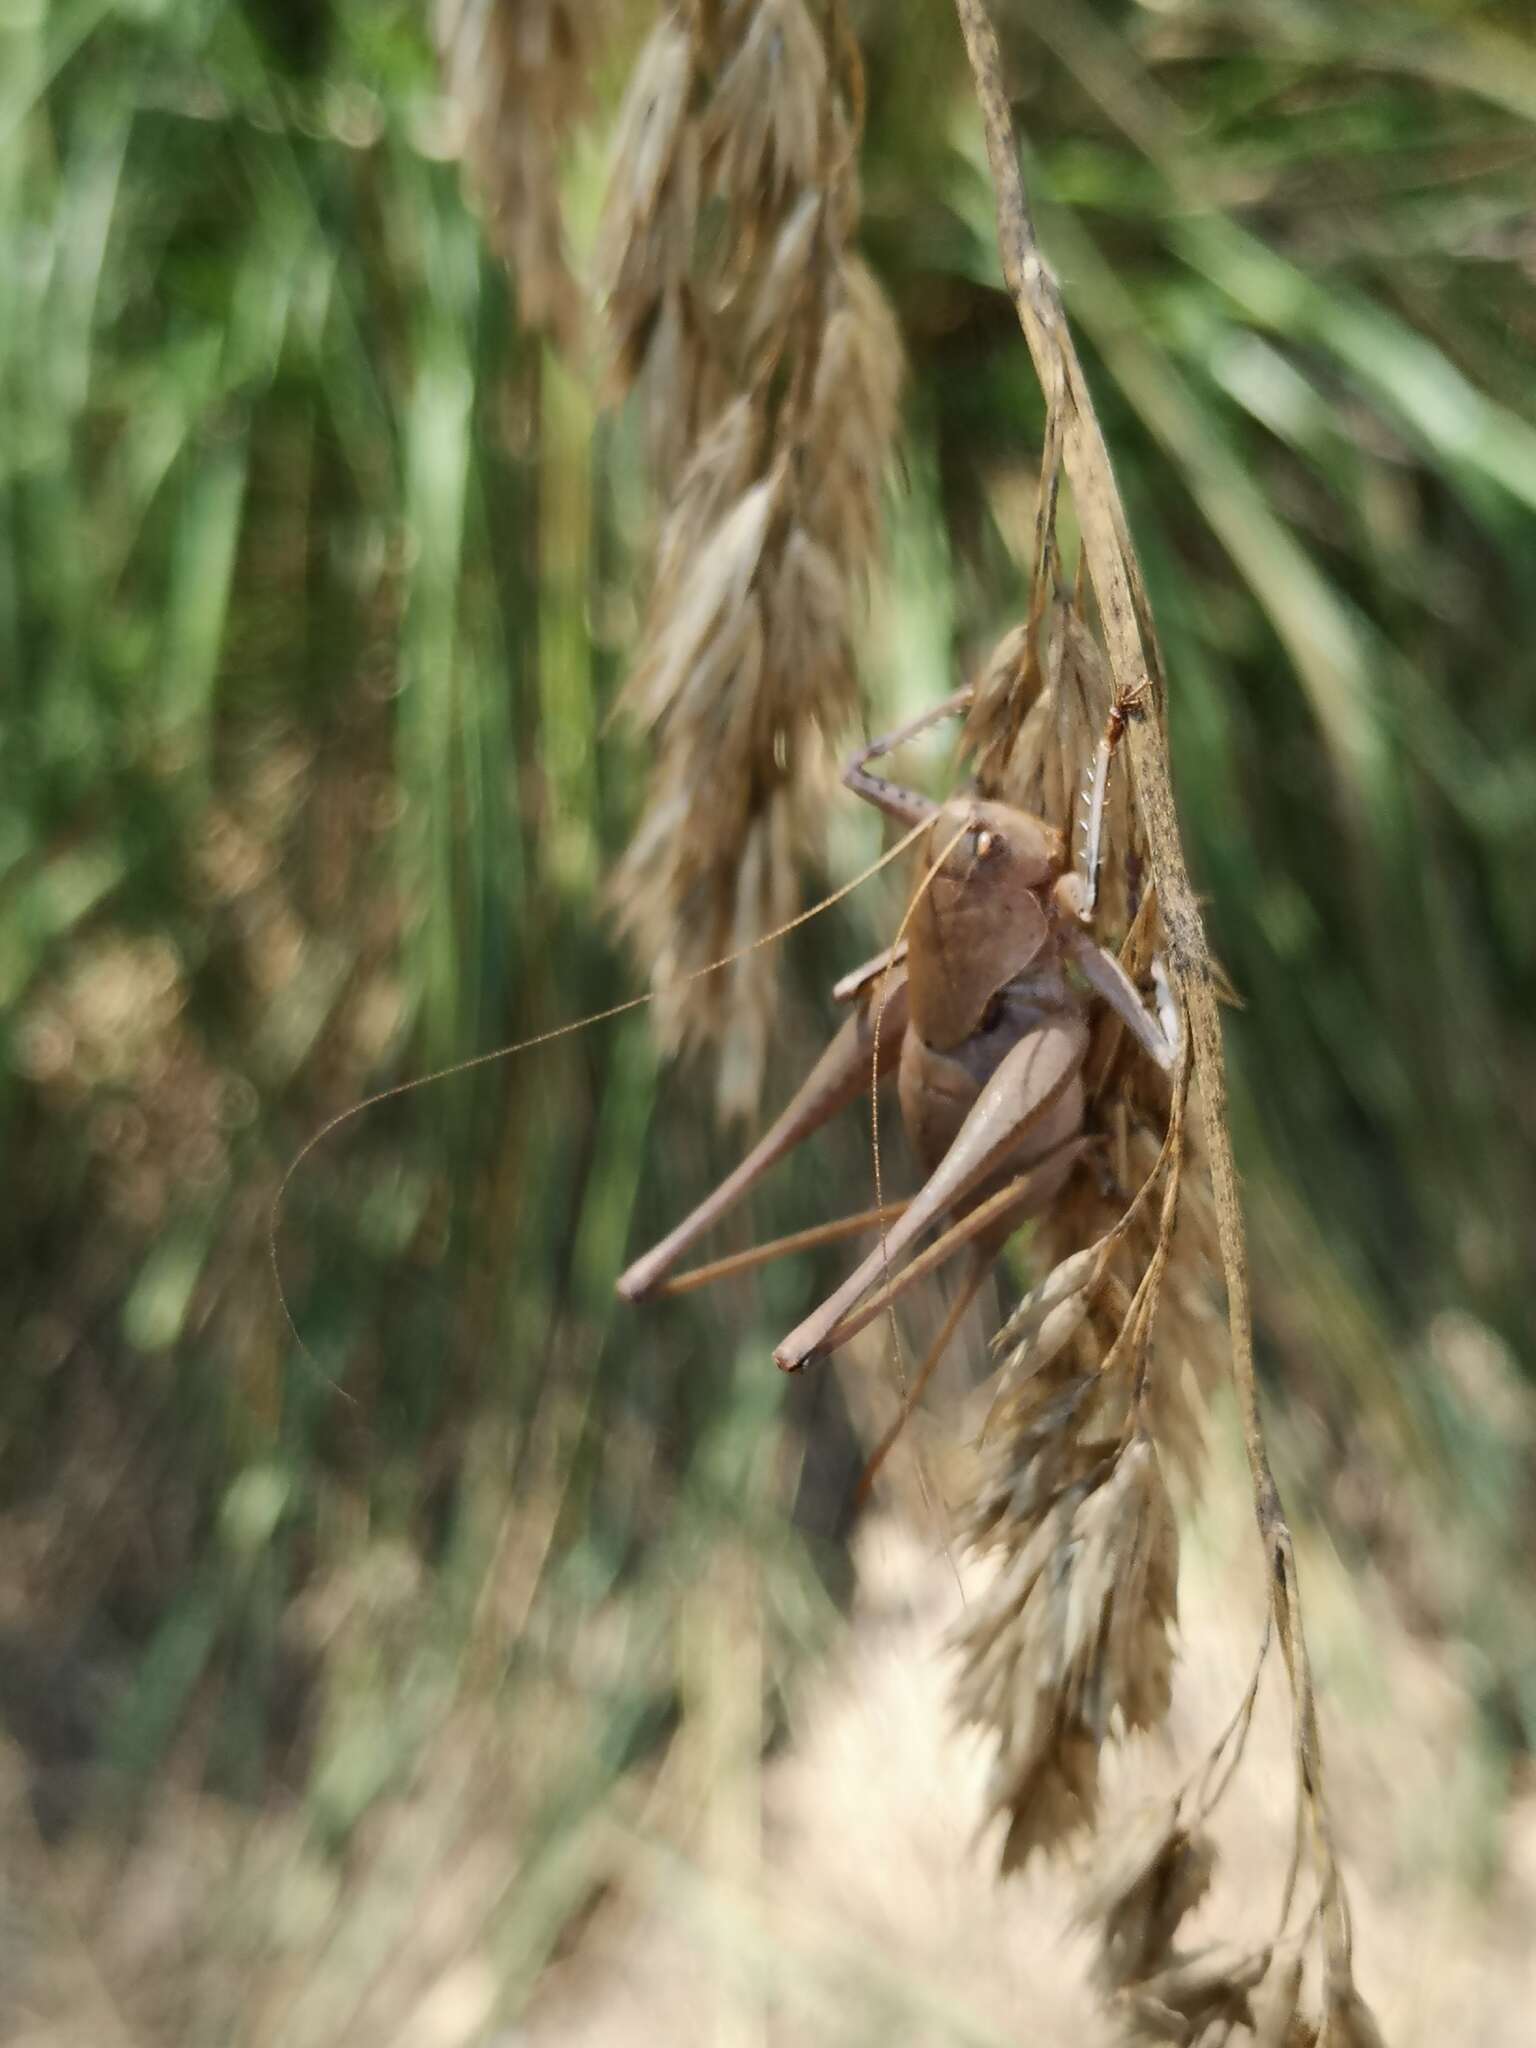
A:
[581,0,1378,2018]
[7,1,1536,2042]
[519,1451,1536,2047]
[599,0,903,1117]
[8,1440,1532,2046]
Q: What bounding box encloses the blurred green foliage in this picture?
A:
[1,0,862,1858]
[2,0,1535,1976]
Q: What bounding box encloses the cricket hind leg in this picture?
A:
[777,1134,1086,1368]
[774,1015,1089,1370]
[849,1139,1076,1506]
[616,973,912,1303]
[630,1198,910,1300]
[852,1245,996,1508]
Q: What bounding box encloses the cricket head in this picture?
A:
[905,799,1065,1049]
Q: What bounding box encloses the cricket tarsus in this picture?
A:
[647,1201,910,1300]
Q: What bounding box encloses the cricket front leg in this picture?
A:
[1062,923,1180,1074]
[616,973,912,1303]
[841,686,971,831]
[1077,674,1150,917]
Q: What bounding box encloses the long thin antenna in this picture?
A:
[270,816,931,1383]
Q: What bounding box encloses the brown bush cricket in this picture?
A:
[616,685,1177,1463]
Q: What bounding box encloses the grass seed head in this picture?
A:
[703,0,829,210]
[954,1433,1179,1869]
[604,0,900,1115]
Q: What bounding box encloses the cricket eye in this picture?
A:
[969,827,997,861]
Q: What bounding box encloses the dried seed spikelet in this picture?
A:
[603,1,901,1116]
[954,1431,1179,1870]
[1246,1951,1388,2048]
[1113,1946,1270,2046]
[1083,1807,1217,1993]
[1320,1974,1387,2048]
[1253,1953,1314,2048]
[436,0,595,344]
[597,15,704,469]
[609,415,787,1071]
[992,1242,1100,1368]
[703,0,828,214]
[799,257,904,583]
[960,621,1032,794]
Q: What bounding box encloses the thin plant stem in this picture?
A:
[952,0,1356,1991]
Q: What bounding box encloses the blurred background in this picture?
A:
[3,0,1535,2040]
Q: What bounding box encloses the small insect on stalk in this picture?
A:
[616,687,1176,1475]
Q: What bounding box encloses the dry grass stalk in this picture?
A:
[600,0,901,1115]
[945,0,1380,2036]
[435,0,597,345]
